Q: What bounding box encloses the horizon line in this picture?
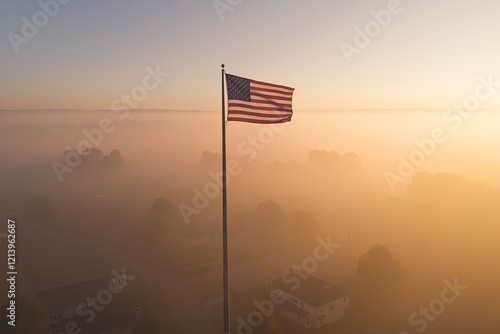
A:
[2,108,500,112]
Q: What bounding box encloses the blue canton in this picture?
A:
[226,74,251,102]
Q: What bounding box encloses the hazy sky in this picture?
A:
[1,0,500,110]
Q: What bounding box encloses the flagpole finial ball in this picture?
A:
[221,64,225,69]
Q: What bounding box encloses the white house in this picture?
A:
[270,272,348,329]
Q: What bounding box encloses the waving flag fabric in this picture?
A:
[225,73,294,124]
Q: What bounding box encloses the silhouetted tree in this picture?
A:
[254,200,287,253]
[256,200,286,225]
[358,244,403,289]
[101,149,125,168]
[58,147,124,175]
[80,147,104,169]
[82,146,103,158]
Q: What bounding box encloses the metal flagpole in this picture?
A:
[221,64,230,334]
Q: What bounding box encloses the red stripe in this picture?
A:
[250,85,294,96]
[229,97,292,108]
[227,116,292,124]
[228,102,292,112]
[251,92,293,102]
[250,79,294,91]
[228,110,292,118]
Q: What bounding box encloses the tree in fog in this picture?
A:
[61,147,103,171]
[288,210,321,247]
[143,197,181,268]
[254,200,286,253]
[308,149,362,170]
[0,293,50,334]
[254,315,284,334]
[58,147,124,175]
[146,197,179,241]
[101,149,125,168]
[148,198,174,227]
[354,247,405,330]
[358,244,403,290]
[256,200,286,225]
[80,147,104,169]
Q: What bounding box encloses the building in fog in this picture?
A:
[36,270,143,334]
[230,264,277,295]
[270,272,348,329]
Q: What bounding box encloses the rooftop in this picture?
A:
[279,300,311,319]
[271,271,347,307]
[35,273,142,333]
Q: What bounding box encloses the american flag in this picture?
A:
[225,73,294,124]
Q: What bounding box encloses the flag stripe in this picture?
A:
[250,85,294,96]
[228,100,292,107]
[228,110,291,118]
[250,79,294,92]
[244,99,293,108]
[251,92,292,102]
[227,116,291,124]
[228,102,292,112]
[228,109,292,118]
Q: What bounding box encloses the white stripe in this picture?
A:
[228,114,291,122]
[228,106,292,115]
[228,99,292,109]
[228,107,293,116]
[250,94,292,103]
[250,98,291,106]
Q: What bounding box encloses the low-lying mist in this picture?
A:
[1,109,499,333]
